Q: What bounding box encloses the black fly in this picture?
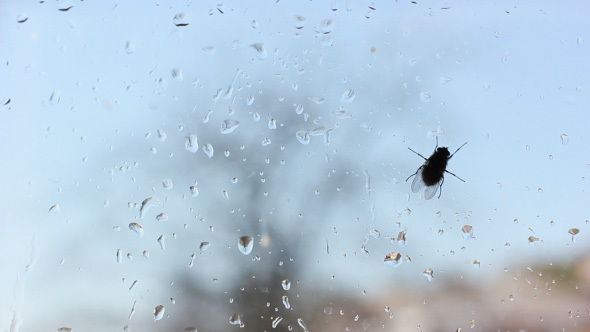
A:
[406,138,467,199]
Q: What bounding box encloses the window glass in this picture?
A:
[1,1,589,331]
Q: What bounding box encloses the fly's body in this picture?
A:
[406,138,467,199]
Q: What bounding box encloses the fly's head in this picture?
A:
[436,147,450,158]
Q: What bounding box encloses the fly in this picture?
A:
[406,138,467,199]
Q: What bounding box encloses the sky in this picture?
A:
[1,0,589,331]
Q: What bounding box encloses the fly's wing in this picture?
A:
[411,167,424,193]
[423,179,443,200]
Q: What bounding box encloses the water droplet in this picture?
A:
[423,268,434,281]
[202,47,216,54]
[157,129,167,141]
[250,43,267,60]
[185,134,199,153]
[156,213,168,222]
[473,260,480,269]
[129,222,144,238]
[139,197,157,219]
[308,97,325,104]
[215,3,225,13]
[246,95,255,105]
[124,40,136,54]
[384,252,402,268]
[173,13,190,26]
[171,68,183,83]
[420,91,432,103]
[272,316,283,328]
[461,225,474,240]
[153,305,165,321]
[157,235,166,250]
[309,126,332,144]
[188,254,196,268]
[143,250,149,259]
[48,203,61,213]
[127,301,137,321]
[268,117,277,129]
[57,3,73,12]
[560,134,569,145]
[528,236,541,247]
[49,91,61,105]
[57,328,72,332]
[221,119,240,134]
[238,236,253,255]
[568,228,580,243]
[508,294,514,301]
[396,231,407,247]
[295,104,304,114]
[568,228,579,236]
[189,185,199,197]
[295,131,310,145]
[199,241,211,253]
[341,89,355,103]
[282,295,291,309]
[203,143,214,158]
[439,76,452,84]
[229,313,245,327]
[261,138,272,146]
[116,249,122,263]
[16,13,28,23]
[184,327,198,332]
[281,279,291,290]
[318,19,334,34]
[213,89,223,101]
[162,179,173,190]
[294,15,307,29]
[297,318,308,332]
[128,280,138,291]
[369,229,380,239]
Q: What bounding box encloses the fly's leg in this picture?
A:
[437,176,445,198]
[408,148,427,160]
[444,170,465,182]
[449,142,467,159]
[406,168,420,182]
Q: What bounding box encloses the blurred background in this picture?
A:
[1,1,589,331]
